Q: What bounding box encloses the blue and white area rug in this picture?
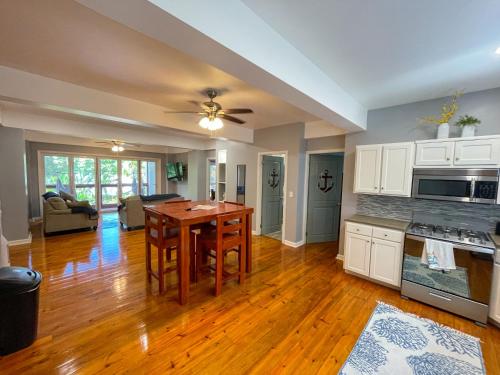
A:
[340,302,485,375]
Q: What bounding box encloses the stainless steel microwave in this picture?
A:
[412,168,499,204]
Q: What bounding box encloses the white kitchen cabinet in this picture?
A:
[370,238,403,287]
[344,222,404,287]
[415,141,454,166]
[344,232,372,277]
[354,142,414,197]
[454,139,500,166]
[489,264,500,325]
[380,143,414,196]
[354,145,382,194]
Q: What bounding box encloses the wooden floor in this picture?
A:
[1,214,499,374]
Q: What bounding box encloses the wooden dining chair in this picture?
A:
[198,211,246,296]
[144,210,179,294]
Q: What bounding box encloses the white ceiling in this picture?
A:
[243,0,500,109]
[0,0,318,130]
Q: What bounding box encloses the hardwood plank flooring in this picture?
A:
[1,214,499,374]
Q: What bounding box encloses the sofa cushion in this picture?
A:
[47,197,69,210]
[42,191,59,200]
[59,191,76,202]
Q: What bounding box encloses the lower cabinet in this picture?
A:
[344,222,403,287]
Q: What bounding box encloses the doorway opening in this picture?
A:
[260,154,286,241]
[304,151,344,244]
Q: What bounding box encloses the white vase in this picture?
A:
[461,125,476,138]
[436,123,449,139]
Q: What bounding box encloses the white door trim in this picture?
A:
[302,148,345,244]
[206,157,216,199]
[255,151,288,243]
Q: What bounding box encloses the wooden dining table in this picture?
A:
[143,200,254,305]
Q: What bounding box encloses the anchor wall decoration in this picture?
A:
[318,169,334,193]
[268,168,280,190]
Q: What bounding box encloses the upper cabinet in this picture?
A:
[354,145,381,194]
[354,142,414,197]
[415,141,454,166]
[415,136,500,168]
[454,139,500,165]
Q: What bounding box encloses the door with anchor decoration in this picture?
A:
[261,155,284,235]
[306,154,343,243]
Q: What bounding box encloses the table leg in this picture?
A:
[178,224,190,305]
[246,212,252,273]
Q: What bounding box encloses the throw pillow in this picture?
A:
[42,191,59,200]
[47,197,69,210]
[59,191,76,202]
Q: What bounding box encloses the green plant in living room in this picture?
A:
[455,114,481,138]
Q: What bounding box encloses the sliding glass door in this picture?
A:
[100,159,119,208]
[121,160,139,198]
[140,160,157,196]
[44,155,70,193]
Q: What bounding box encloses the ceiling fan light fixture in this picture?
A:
[111,145,124,152]
[199,116,223,131]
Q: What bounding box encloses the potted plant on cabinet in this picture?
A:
[420,91,462,139]
[455,115,480,138]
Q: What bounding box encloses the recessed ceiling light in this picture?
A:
[496,46,500,55]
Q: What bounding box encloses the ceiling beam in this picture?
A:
[76,0,367,132]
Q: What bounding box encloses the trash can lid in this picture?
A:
[0,267,42,296]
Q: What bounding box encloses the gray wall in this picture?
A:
[340,87,500,254]
[306,135,345,151]
[0,127,30,241]
[26,141,168,218]
[216,122,307,243]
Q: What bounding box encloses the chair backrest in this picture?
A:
[145,210,164,244]
[224,201,244,206]
[216,210,246,247]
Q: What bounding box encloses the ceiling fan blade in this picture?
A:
[219,114,246,124]
[164,111,206,114]
[95,141,111,144]
[122,143,140,147]
[222,108,253,114]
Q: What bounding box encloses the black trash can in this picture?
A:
[0,266,42,355]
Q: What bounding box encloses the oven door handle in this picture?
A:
[470,178,476,200]
[429,292,452,302]
[405,234,495,255]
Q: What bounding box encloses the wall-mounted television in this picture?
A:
[167,162,185,181]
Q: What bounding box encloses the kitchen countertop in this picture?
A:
[346,214,410,232]
[490,232,500,248]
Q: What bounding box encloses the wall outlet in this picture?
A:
[288,191,294,198]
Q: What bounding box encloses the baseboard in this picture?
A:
[336,254,344,261]
[251,230,257,235]
[283,239,305,248]
[8,233,32,246]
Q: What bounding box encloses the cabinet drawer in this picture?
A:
[346,222,373,236]
[372,227,403,243]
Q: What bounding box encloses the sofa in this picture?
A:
[118,194,181,230]
[43,193,99,234]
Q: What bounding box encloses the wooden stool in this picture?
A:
[198,211,246,296]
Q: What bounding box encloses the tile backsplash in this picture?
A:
[356,195,500,231]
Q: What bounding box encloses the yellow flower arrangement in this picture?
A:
[420,91,463,125]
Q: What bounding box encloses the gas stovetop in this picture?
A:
[407,222,495,249]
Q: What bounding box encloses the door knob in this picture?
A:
[456,157,459,161]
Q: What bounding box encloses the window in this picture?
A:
[121,160,138,199]
[74,157,96,205]
[41,153,159,210]
[140,160,157,196]
[44,155,70,193]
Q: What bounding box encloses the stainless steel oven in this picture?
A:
[412,168,499,204]
[401,234,495,324]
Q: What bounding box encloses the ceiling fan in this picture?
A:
[164,89,254,131]
[95,140,139,152]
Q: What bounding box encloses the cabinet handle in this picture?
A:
[446,157,450,161]
[456,157,459,161]
[374,186,378,189]
[356,228,359,231]
[384,234,387,237]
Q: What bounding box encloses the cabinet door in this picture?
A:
[344,232,371,276]
[489,264,500,324]
[380,143,414,196]
[369,238,402,287]
[354,145,382,194]
[415,141,454,166]
[454,139,500,165]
